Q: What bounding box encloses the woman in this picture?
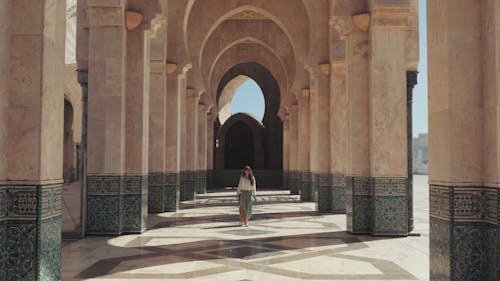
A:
[236,166,257,227]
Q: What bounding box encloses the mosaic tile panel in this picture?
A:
[346,176,372,234]
[373,196,408,235]
[180,171,196,201]
[87,176,147,235]
[332,174,346,213]
[429,185,500,281]
[317,174,332,212]
[195,170,207,194]
[430,217,451,281]
[0,184,62,281]
[164,173,180,211]
[288,171,300,195]
[87,195,121,234]
[0,220,5,280]
[122,176,147,233]
[148,173,165,213]
[300,172,314,202]
[372,177,408,236]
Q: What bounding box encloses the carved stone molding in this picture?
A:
[352,13,370,32]
[125,11,143,30]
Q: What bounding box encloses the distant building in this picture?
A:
[413,133,428,174]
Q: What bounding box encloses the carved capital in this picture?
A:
[352,13,371,32]
[126,10,143,30]
[319,63,331,76]
[166,62,178,75]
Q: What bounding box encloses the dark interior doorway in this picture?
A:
[225,121,255,169]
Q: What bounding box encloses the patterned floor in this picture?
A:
[61,175,429,281]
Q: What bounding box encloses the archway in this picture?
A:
[225,120,256,169]
[213,63,283,188]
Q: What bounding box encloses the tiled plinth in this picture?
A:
[87,176,147,235]
[430,185,500,281]
[300,172,314,202]
[0,184,62,281]
[195,170,207,194]
[317,174,346,213]
[289,171,300,195]
[180,171,196,201]
[346,177,410,236]
[148,173,180,213]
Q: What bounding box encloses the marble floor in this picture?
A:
[61,175,429,281]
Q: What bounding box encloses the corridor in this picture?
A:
[61,176,429,281]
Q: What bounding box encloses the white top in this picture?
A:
[237,176,257,194]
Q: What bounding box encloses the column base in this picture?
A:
[430,185,499,281]
[316,174,346,213]
[86,176,147,235]
[289,171,300,195]
[0,184,62,281]
[195,170,207,194]
[180,171,196,201]
[148,173,165,213]
[300,172,314,202]
[148,173,180,212]
[346,176,410,236]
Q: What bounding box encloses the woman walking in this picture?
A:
[237,166,257,227]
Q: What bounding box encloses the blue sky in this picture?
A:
[232,0,428,135]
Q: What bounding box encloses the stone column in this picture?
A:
[196,103,207,194]
[206,111,215,189]
[298,90,312,201]
[0,1,66,279]
[164,65,182,211]
[288,105,300,195]
[181,89,198,201]
[368,5,410,236]
[148,27,167,213]
[345,28,371,234]
[330,61,348,213]
[122,18,151,233]
[428,1,500,280]
[310,70,332,211]
[86,1,130,235]
[406,71,417,232]
[282,114,290,189]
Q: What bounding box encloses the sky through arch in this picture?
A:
[230,79,265,122]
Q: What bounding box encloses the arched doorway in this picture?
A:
[225,121,255,169]
[213,62,283,188]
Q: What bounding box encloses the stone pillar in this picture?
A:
[164,66,182,211]
[0,0,66,279]
[310,70,332,211]
[282,114,290,189]
[406,71,417,232]
[206,111,215,189]
[288,105,300,195]
[122,16,151,233]
[330,61,348,213]
[86,1,132,235]
[196,103,207,194]
[345,28,371,234]
[428,1,500,280]
[181,89,198,201]
[368,5,410,236]
[148,27,167,213]
[298,90,312,201]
